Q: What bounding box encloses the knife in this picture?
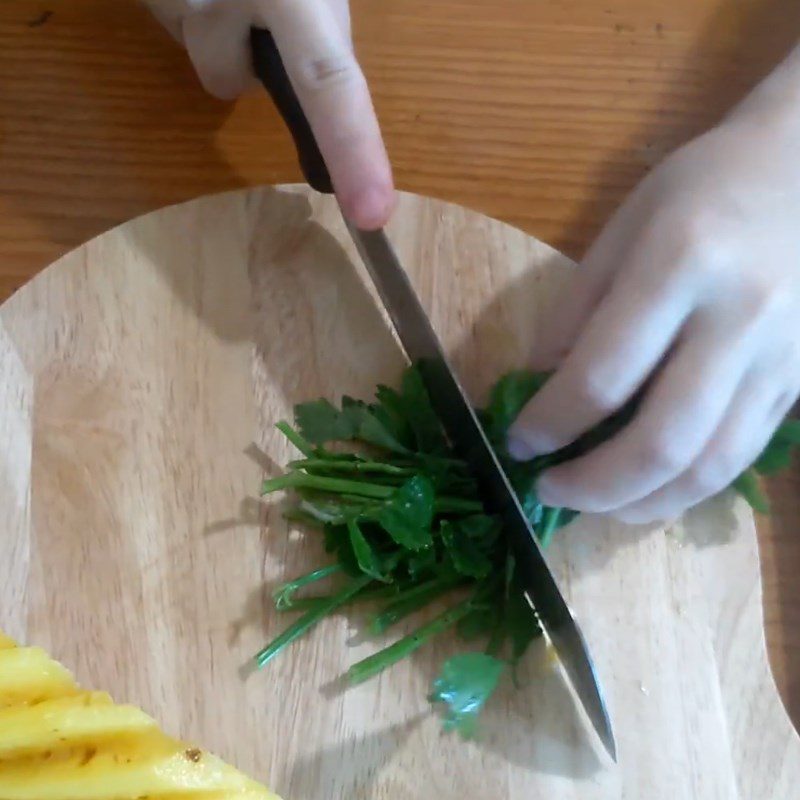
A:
[251,28,616,761]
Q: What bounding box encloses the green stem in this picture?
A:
[348,600,473,684]
[732,469,771,514]
[538,507,562,549]
[398,454,469,470]
[272,564,342,611]
[290,458,413,476]
[353,497,482,525]
[268,473,483,517]
[433,498,484,514]
[336,494,385,506]
[276,421,315,457]
[255,575,373,668]
[278,584,401,614]
[370,576,464,634]
[292,498,357,525]
[277,596,331,613]
[775,419,800,444]
[262,473,395,499]
[282,508,325,527]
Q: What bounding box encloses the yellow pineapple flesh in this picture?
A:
[0,632,281,800]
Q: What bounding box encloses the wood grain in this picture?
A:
[2,185,798,797]
[0,0,798,727]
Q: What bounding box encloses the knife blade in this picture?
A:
[346,224,616,760]
[251,27,616,760]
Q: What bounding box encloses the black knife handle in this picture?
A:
[250,27,334,195]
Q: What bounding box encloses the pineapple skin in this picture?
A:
[0,632,281,800]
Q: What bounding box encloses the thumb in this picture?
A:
[533,198,643,370]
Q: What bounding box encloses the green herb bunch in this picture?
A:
[256,366,799,735]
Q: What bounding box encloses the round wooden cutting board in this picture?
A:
[1,186,798,799]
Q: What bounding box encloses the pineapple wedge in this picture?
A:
[0,632,282,800]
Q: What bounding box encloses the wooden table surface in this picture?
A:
[1,0,798,725]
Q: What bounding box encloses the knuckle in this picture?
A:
[571,369,626,415]
[689,444,745,495]
[296,53,360,93]
[685,461,726,496]
[637,434,687,476]
[670,213,732,276]
[645,203,734,283]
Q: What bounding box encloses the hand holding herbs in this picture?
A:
[256,366,799,736]
[506,46,800,522]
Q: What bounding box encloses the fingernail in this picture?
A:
[507,426,555,461]
[507,435,535,461]
[349,186,395,230]
[536,475,565,507]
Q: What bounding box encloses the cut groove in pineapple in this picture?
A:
[0,693,156,757]
[0,633,282,800]
[0,647,80,709]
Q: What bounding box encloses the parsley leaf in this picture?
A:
[341,396,410,453]
[346,517,390,582]
[429,653,506,738]
[441,516,499,578]
[732,470,771,514]
[373,384,415,449]
[753,420,800,475]
[400,367,449,453]
[294,399,354,444]
[294,396,409,453]
[376,475,435,551]
[483,370,550,445]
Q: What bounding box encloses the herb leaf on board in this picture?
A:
[429,653,506,738]
[376,475,435,551]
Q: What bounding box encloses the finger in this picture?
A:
[182,2,257,99]
[614,365,788,524]
[536,316,750,513]
[508,254,694,460]
[266,0,394,229]
[143,0,186,42]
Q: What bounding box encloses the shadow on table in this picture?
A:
[283,716,425,800]
[286,641,601,800]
